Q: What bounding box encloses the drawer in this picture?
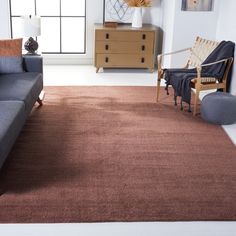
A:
[96,30,154,43]
[96,41,153,54]
[96,54,153,68]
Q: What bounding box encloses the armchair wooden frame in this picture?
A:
[156,37,234,116]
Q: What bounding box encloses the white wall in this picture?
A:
[161,0,176,67]
[162,0,220,68]
[143,0,162,26]
[171,0,220,67]
[216,0,236,94]
[0,0,10,39]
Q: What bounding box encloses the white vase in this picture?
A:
[132,7,142,28]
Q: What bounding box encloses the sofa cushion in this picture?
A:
[0,72,43,113]
[0,101,25,169]
[0,38,24,74]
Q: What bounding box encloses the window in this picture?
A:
[10,0,86,54]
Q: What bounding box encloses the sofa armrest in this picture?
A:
[23,55,43,74]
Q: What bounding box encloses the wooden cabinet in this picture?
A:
[94,24,157,72]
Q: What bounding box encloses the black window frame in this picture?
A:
[9,0,87,54]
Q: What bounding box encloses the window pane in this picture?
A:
[61,0,85,16]
[36,0,60,16]
[11,0,35,16]
[11,17,23,38]
[38,17,60,53]
[61,18,85,53]
[11,18,28,51]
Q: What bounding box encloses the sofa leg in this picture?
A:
[37,98,43,106]
[37,90,45,106]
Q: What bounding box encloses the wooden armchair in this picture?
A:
[156,36,234,116]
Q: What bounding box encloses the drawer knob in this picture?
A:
[142,34,146,40]
[106,33,109,39]
[105,57,109,63]
[141,57,145,63]
[142,45,145,51]
[105,44,109,50]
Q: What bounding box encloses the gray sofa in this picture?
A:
[0,56,43,169]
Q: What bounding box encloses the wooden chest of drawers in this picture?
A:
[94,24,157,72]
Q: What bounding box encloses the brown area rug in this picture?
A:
[0,86,236,223]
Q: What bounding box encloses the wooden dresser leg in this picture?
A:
[149,68,154,73]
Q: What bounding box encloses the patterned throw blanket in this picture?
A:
[164,41,235,109]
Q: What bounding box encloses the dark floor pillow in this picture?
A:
[0,38,24,74]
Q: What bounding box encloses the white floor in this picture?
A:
[1,65,236,236]
[44,65,158,86]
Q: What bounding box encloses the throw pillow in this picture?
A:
[0,38,24,74]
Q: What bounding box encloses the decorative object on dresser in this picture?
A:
[125,0,151,28]
[20,15,41,54]
[131,7,143,28]
[94,23,157,73]
[103,21,118,28]
[103,0,133,24]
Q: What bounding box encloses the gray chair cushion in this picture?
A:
[201,92,236,125]
[0,101,25,169]
[0,72,43,114]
